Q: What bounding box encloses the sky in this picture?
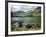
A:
[11,5,38,12]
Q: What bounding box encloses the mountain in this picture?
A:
[11,7,41,17]
[11,11,25,17]
[30,7,41,16]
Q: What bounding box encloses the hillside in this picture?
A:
[11,7,41,17]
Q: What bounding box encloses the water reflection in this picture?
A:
[11,16,41,31]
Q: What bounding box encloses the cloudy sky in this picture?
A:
[11,5,38,12]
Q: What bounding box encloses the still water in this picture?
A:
[12,16,41,23]
[11,16,41,31]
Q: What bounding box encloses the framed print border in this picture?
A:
[5,1,45,36]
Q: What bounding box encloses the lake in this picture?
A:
[11,16,41,23]
[11,16,41,31]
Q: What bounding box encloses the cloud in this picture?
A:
[11,5,37,12]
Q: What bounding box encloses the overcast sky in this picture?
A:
[11,5,38,12]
